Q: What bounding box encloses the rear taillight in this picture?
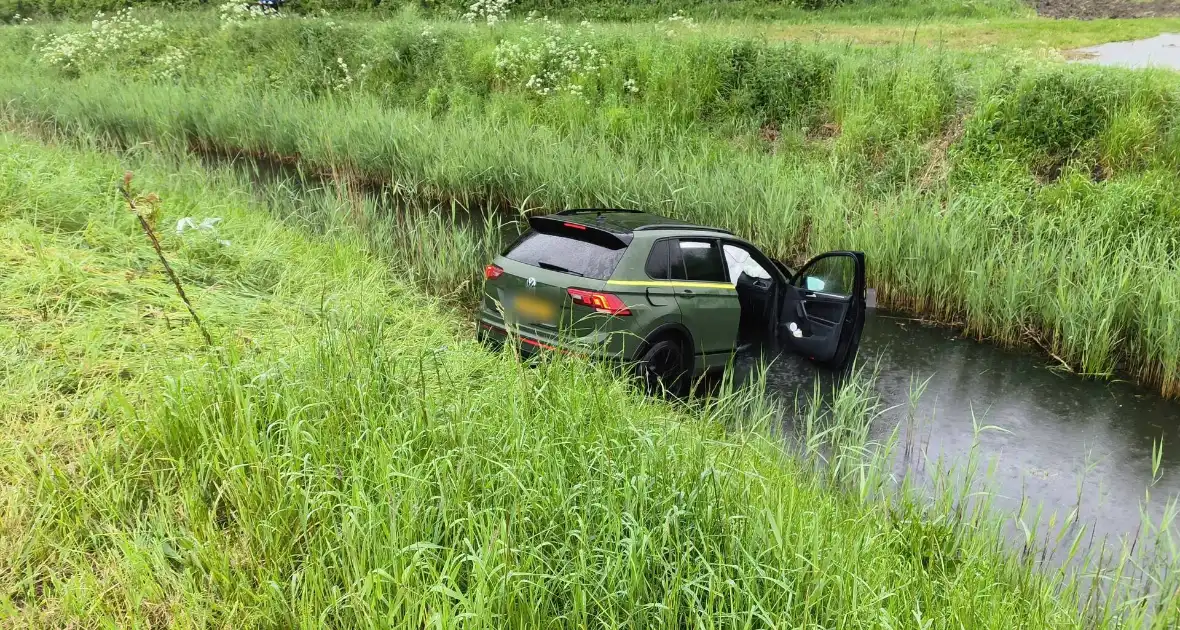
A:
[484,264,504,280]
[567,288,631,316]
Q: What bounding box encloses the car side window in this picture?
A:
[674,240,726,282]
[645,239,673,280]
[795,254,855,297]
[722,244,771,286]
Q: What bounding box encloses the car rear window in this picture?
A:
[503,231,627,280]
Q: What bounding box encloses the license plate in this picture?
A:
[512,294,556,323]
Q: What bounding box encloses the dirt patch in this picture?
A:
[757,122,782,154]
[1037,0,1180,19]
[805,121,840,142]
[916,114,967,191]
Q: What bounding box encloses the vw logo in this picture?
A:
[526,277,537,288]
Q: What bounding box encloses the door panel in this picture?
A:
[779,251,866,368]
[670,239,740,357]
[722,242,780,342]
[801,299,844,326]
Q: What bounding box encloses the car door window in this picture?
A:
[673,240,725,282]
[795,254,855,297]
[722,244,771,286]
[645,239,673,279]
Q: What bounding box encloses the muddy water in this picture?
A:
[750,312,1180,555]
[1073,33,1180,70]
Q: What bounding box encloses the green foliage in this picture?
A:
[737,41,837,125]
[2,10,1179,397]
[0,0,1029,22]
[961,70,1107,172]
[6,134,1177,627]
[957,67,1180,177]
[33,8,188,80]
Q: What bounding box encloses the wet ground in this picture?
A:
[1039,0,1180,19]
[747,312,1180,557]
[1072,32,1180,69]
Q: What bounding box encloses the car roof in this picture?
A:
[553,208,733,235]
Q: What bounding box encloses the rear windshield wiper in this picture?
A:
[537,261,584,277]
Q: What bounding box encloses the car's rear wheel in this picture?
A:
[636,338,690,397]
[476,325,503,352]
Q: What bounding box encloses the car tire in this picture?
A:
[636,338,690,397]
[476,325,502,352]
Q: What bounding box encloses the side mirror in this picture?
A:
[805,276,826,292]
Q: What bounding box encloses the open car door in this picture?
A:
[778,251,866,369]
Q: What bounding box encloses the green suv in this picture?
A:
[477,209,867,393]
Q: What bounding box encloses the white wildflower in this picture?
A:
[218,1,279,28]
[463,0,512,26]
[37,9,173,74]
[494,29,601,98]
[661,10,698,36]
[330,57,367,92]
[420,25,438,44]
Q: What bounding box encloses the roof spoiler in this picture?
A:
[528,216,633,250]
[556,208,643,216]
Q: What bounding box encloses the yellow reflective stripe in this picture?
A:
[606,280,736,290]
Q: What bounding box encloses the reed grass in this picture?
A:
[3,132,1179,628]
[1,16,1176,397]
[0,0,1029,22]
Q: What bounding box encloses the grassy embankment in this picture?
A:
[0,0,1032,23]
[728,17,1180,50]
[12,133,1180,626]
[2,12,1178,397]
[10,0,1180,50]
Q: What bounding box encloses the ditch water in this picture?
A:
[747,311,1180,557]
[1072,33,1180,71]
[222,152,1180,559]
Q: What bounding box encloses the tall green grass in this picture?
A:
[4,132,1179,627]
[1,13,1177,397]
[0,0,1029,23]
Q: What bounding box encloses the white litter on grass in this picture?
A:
[176,217,230,246]
[176,216,222,233]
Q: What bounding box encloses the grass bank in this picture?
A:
[2,14,1178,397]
[733,17,1180,50]
[11,133,1178,627]
[0,0,1030,23]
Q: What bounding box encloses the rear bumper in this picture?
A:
[476,307,633,361]
[478,322,565,357]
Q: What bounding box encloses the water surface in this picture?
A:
[1073,33,1180,70]
[754,312,1180,553]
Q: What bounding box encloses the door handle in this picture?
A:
[680,289,695,298]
